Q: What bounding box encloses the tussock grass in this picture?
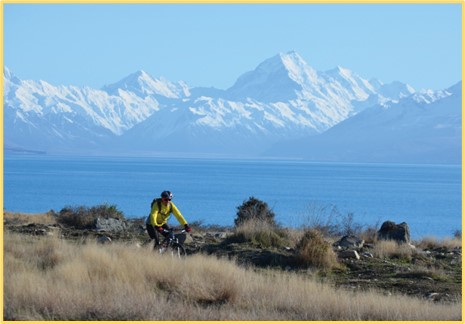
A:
[415,236,462,250]
[295,229,340,269]
[373,240,415,260]
[4,211,57,225]
[4,231,461,321]
[231,219,290,248]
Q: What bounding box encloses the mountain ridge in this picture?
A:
[264,81,461,164]
[4,51,460,163]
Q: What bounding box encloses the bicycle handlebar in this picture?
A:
[162,227,186,233]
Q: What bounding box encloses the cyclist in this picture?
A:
[145,190,192,248]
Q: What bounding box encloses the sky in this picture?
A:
[4,3,462,91]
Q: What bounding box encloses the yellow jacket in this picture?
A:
[147,200,188,227]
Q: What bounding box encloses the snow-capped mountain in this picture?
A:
[102,70,190,99]
[225,52,399,130]
[114,51,418,156]
[4,51,458,162]
[265,82,461,164]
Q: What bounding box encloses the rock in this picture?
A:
[97,235,112,244]
[427,292,446,301]
[361,252,374,258]
[94,217,128,233]
[184,234,194,244]
[46,225,62,236]
[377,221,411,243]
[450,259,459,265]
[338,250,360,260]
[206,232,228,239]
[335,235,365,249]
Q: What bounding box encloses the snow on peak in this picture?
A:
[334,66,353,78]
[323,65,377,100]
[279,51,318,84]
[369,78,384,89]
[102,70,189,98]
[4,66,11,78]
[226,51,320,101]
[377,81,415,101]
[4,66,21,85]
[412,88,451,104]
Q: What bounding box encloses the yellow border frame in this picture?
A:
[1,1,463,323]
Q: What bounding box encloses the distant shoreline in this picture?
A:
[4,209,461,241]
[4,150,462,168]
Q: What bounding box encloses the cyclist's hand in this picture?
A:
[184,224,192,233]
[156,226,164,233]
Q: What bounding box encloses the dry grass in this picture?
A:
[231,219,290,248]
[373,240,415,260]
[4,231,461,321]
[414,236,462,250]
[295,229,340,269]
[3,211,57,225]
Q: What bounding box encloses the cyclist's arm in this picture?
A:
[171,203,188,226]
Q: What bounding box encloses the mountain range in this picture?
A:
[4,51,461,164]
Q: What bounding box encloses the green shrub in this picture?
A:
[296,229,339,269]
[57,204,125,229]
[234,196,276,227]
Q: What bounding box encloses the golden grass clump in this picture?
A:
[373,240,415,260]
[232,219,290,248]
[4,211,57,225]
[415,236,462,250]
[295,229,339,269]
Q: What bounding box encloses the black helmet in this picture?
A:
[161,190,173,200]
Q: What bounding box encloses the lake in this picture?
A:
[4,154,462,239]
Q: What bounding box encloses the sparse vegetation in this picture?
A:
[4,210,57,225]
[3,207,462,321]
[299,201,376,239]
[4,231,461,321]
[414,235,462,250]
[56,204,125,229]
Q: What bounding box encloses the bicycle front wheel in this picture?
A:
[170,243,187,258]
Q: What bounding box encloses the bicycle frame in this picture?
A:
[158,228,187,257]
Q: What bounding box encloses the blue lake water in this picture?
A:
[4,154,462,239]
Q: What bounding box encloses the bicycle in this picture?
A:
[158,227,187,257]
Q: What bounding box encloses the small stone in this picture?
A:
[97,236,112,244]
[338,250,360,260]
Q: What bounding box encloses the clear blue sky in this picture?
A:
[4,3,462,91]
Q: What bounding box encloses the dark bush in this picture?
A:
[234,196,276,227]
[57,204,125,229]
[89,204,125,220]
